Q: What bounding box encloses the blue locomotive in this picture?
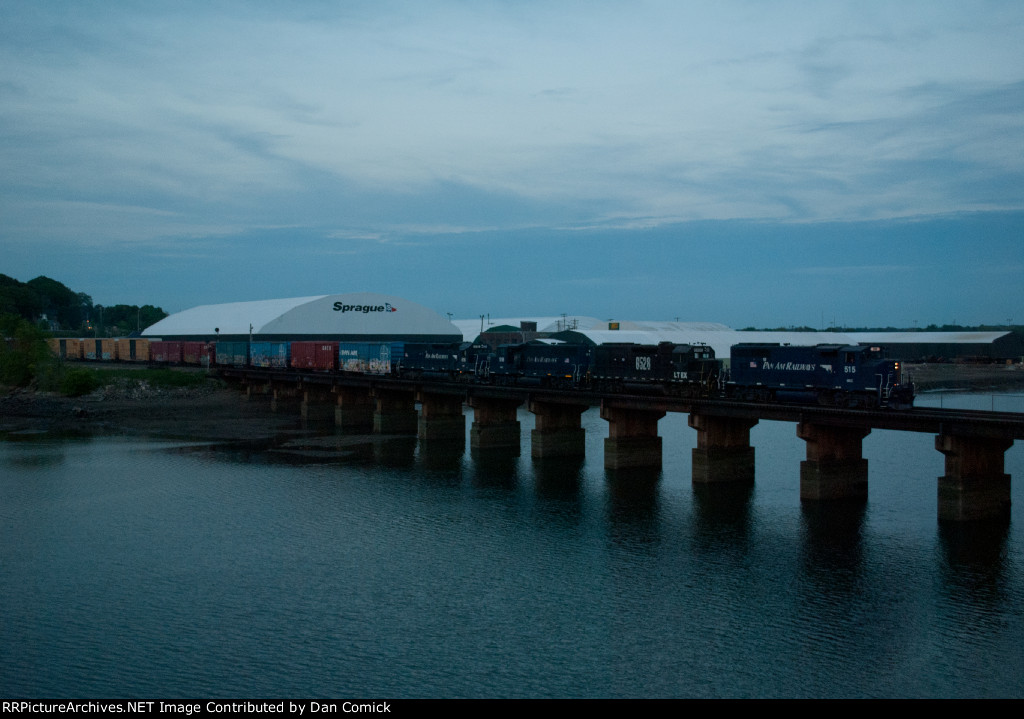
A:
[727,343,914,409]
[490,341,594,388]
[590,342,719,396]
[394,341,488,382]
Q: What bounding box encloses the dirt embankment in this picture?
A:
[0,378,303,440]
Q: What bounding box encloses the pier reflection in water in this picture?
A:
[1,393,1022,698]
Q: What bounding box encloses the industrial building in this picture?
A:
[143,295,1022,363]
[143,293,462,343]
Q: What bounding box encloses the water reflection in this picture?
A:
[692,481,755,524]
[373,436,417,467]
[531,456,585,501]
[798,502,868,594]
[466,445,518,486]
[2,396,1022,698]
[604,468,661,550]
[416,438,467,472]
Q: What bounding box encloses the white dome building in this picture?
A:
[143,293,461,343]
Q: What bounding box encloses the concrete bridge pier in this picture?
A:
[936,434,1013,521]
[468,396,523,451]
[301,387,335,421]
[270,385,301,413]
[334,387,374,432]
[600,404,665,469]
[797,422,870,500]
[416,391,465,440]
[372,389,417,435]
[244,381,271,401]
[530,400,587,458]
[689,414,758,483]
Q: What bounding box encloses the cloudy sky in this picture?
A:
[2,1,1022,328]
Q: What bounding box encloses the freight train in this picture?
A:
[391,339,913,408]
[50,336,915,409]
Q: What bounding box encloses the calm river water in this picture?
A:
[2,392,1023,698]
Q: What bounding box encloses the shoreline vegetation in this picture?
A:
[2,362,1023,442]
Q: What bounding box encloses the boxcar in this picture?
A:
[115,338,150,362]
[64,338,84,360]
[215,341,249,367]
[182,341,215,365]
[150,341,183,364]
[338,342,404,375]
[249,341,290,369]
[82,338,117,361]
[291,341,338,371]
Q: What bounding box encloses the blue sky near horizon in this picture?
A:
[2,1,1022,328]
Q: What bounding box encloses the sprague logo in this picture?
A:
[333,301,397,314]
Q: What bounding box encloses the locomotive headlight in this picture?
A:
[895,362,900,370]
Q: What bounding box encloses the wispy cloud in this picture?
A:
[0,1,1020,326]
[793,265,920,276]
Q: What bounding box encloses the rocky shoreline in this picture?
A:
[0,380,303,441]
[3,364,1023,441]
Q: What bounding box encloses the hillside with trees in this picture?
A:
[0,274,166,336]
[1,274,173,394]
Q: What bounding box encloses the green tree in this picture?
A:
[0,274,44,319]
[26,276,90,328]
[0,314,51,387]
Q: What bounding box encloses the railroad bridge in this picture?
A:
[222,368,1024,522]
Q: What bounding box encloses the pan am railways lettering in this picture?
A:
[761,361,824,372]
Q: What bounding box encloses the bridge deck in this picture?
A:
[220,367,1024,440]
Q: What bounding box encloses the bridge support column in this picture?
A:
[270,386,300,413]
[244,382,271,401]
[530,401,587,458]
[797,422,870,500]
[936,434,1012,521]
[301,387,335,421]
[689,414,758,483]
[600,404,665,469]
[334,387,374,432]
[468,397,522,450]
[416,391,465,440]
[372,389,417,435]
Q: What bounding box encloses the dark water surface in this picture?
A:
[2,392,1023,698]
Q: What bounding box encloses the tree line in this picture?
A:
[0,274,167,336]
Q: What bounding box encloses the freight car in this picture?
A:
[149,340,215,365]
[727,343,914,409]
[61,334,914,409]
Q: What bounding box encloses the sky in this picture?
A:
[2,0,1022,329]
